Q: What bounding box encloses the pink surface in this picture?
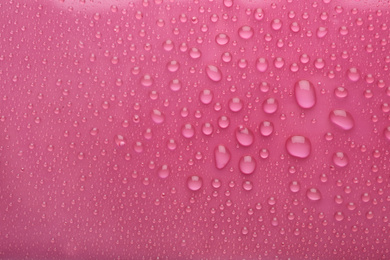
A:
[1,0,390,259]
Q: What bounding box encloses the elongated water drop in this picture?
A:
[329,109,355,130]
[206,65,222,82]
[286,135,311,158]
[294,80,316,109]
[214,145,231,169]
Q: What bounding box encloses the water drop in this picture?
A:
[238,26,254,39]
[347,67,360,82]
[199,89,213,104]
[289,181,300,192]
[332,152,349,167]
[254,8,264,21]
[235,125,254,146]
[215,33,230,45]
[259,121,274,137]
[262,98,278,114]
[206,65,222,82]
[256,58,268,72]
[115,135,126,147]
[329,109,354,130]
[151,109,165,124]
[239,155,256,175]
[158,165,170,179]
[214,145,231,169]
[294,80,316,109]
[286,136,311,158]
[182,123,195,138]
[306,188,321,201]
[228,97,243,112]
[187,176,202,191]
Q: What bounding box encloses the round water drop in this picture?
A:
[215,33,230,45]
[202,123,214,135]
[286,136,311,158]
[262,98,278,114]
[214,145,231,169]
[259,121,274,137]
[294,80,316,109]
[167,60,180,72]
[206,65,222,82]
[334,212,344,221]
[199,89,213,105]
[228,97,243,112]
[332,152,349,167]
[271,19,282,30]
[235,125,254,146]
[306,188,321,201]
[242,181,253,191]
[115,135,126,147]
[182,123,195,138]
[189,48,201,59]
[141,74,153,87]
[169,79,182,92]
[239,155,256,175]
[158,165,170,179]
[151,109,165,124]
[223,0,233,7]
[218,116,230,129]
[329,109,354,130]
[187,176,202,191]
[256,58,268,72]
[334,87,348,98]
[316,27,328,38]
[347,67,360,82]
[289,181,300,192]
[238,26,254,39]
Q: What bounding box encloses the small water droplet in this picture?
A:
[306,188,321,201]
[259,121,274,137]
[158,165,170,179]
[206,65,222,82]
[238,26,254,39]
[235,125,254,146]
[115,135,126,147]
[215,33,230,45]
[199,89,213,104]
[256,58,268,72]
[262,98,278,114]
[332,152,349,167]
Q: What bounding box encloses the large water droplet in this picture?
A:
[187,176,202,191]
[214,145,231,169]
[182,123,195,138]
[329,109,355,130]
[294,80,316,109]
[206,65,222,82]
[239,155,256,175]
[235,125,254,146]
[347,67,360,82]
[158,165,170,179]
[199,89,213,104]
[289,181,300,192]
[228,97,243,112]
[286,136,311,158]
[306,188,322,201]
[151,109,165,124]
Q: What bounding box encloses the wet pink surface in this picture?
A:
[1,0,390,259]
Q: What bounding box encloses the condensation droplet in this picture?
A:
[294,80,316,109]
[239,155,256,175]
[286,136,311,158]
[214,145,231,169]
[329,109,355,130]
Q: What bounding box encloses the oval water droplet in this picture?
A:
[239,155,256,175]
[215,33,230,45]
[199,89,213,105]
[347,67,360,82]
[151,109,165,124]
[235,125,254,146]
[256,58,268,72]
[289,181,300,192]
[286,136,311,158]
[306,188,322,201]
[228,97,243,112]
[329,109,355,130]
[206,65,222,82]
[187,176,202,191]
[294,80,316,109]
[158,165,170,179]
[214,145,231,169]
[182,123,195,138]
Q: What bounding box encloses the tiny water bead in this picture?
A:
[332,152,349,167]
[329,109,355,130]
[238,25,254,39]
[294,80,316,109]
[214,145,231,169]
[286,136,311,159]
[306,188,322,201]
[235,125,254,146]
[239,155,256,175]
[206,65,222,82]
[187,176,203,191]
